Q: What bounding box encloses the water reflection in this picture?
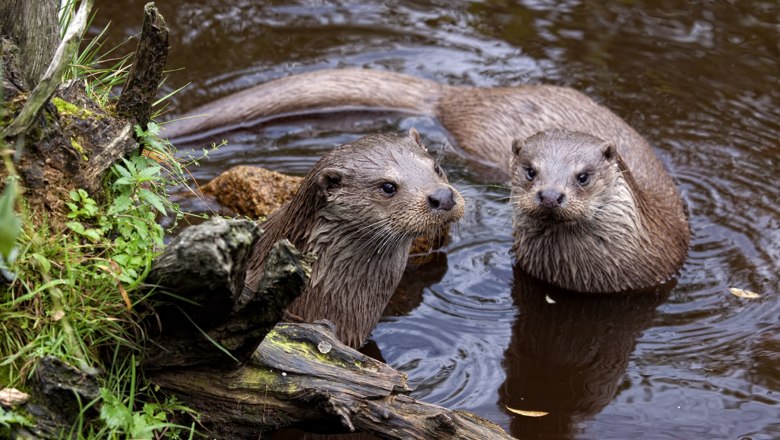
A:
[501,268,669,439]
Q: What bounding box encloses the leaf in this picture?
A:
[31,253,51,274]
[113,163,132,179]
[729,288,761,299]
[0,180,21,260]
[112,254,129,266]
[99,388,132,430]
[506,406,549,417]
[139,189,166,215]
[83,228,103,242]
[146,122,160,136]
[108,195,133,214]
[66,221,86,235]
[112,176,135,187]
[137,165,162,180]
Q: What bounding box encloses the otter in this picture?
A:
[510,130,688,292]
[243,129,464,348]
[166,68,688,292]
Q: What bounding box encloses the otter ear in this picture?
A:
[409,128,424,147]
[601,142,617,161]
[317,168,343,193]
[511,138,523,156]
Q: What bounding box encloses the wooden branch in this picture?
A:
[116,2,169,128]
[0,0,60,87]
[152,323,514,439]
[0,0,94,140]
[142,218,314,369]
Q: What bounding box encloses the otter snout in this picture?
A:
[537,188,566,209]
[428,187,457,211]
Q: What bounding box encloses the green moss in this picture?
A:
[51,97,99,120]
[237,366,299,394]
[70,137,88,161]
[0,95,26,130]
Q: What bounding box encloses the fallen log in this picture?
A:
[145,218,513,439]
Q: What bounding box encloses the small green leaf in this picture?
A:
[84,228,103,242]
[113,254,129,266]
[113,163,132,179]
[146,122,160,136]
[138,189,166,215]
[137,165,161,180]
[0,180,22,259]
[109,195,133,214]
[99,388,133,430]
[66,221,86,235]
[113,176,135,187]
[30,253,51,274]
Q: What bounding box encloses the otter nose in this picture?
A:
[538,189,566,209]
[428,187,456,211]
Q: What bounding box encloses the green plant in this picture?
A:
[0,123,206,436]
[1,4,215,436]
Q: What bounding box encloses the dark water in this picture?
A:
[94,1,779,439]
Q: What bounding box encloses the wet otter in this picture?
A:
[510,130,688,292]
[243,129,464,347]
[166,68,688,292]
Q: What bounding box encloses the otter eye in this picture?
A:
[434,163,443,176]
[524,167,536,182]
[577,172,590,185]
[380,182,397,195]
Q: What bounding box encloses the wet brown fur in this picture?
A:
[243,130,464,347]
[511,130,688,292]
[167,69,689,292]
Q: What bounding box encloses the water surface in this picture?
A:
[94,1,779,438]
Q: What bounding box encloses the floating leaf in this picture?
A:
[729,288,760,299]
[506,406,549,417]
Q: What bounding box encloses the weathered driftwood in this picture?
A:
[116,2,169,129]
[1,0,94,141]
[145,218,512,439]
[143,218,314,370]
[152,323,513,439]
[0,0,59,87]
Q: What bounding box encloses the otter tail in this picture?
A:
[164,69,443,140]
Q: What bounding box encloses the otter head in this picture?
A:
[509,129,658,292]
[311,128,465,243]
[510,129,623,226]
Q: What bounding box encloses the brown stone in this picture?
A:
[202,165,302,219]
